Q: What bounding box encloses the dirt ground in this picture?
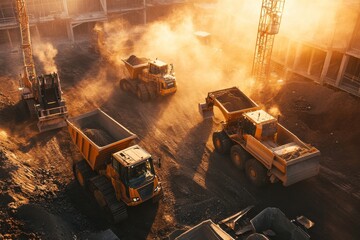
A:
[0,42,359,240]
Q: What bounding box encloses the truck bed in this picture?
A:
[67,109,137,171]
[244,124,320,186]
[212,87,257,112]
[207,87,260,121]
[122,55,148,79]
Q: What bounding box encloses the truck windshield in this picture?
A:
[159,65,168,75]
[127,159,155,187]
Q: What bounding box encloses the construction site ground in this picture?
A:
[0,42,359,240]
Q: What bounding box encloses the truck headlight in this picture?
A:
[154,183,161,192]
[132,197,140,202]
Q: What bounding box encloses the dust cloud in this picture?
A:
[33,42,58,73]
[93,0,358,124]
[70,68,115,114]
[281,0,359,48]
[96,0,358,95]
[95,1,261,98]
[268,105,282,118]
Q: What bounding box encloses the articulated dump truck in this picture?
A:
[171,206,314,240]
[199,87,320,187]
[120,55,177,101]
[67,109,163,222]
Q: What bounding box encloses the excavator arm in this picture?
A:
[15,0,37,100]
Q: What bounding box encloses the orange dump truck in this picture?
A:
[67,109,163,222]
[199,87,320,186]
[120,55,177,101]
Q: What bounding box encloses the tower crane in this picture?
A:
[252,0,285,84]
[15,0,68,132]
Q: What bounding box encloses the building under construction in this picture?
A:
[272,0,360,96]
[1,1,359,96]
[0,0,183,46]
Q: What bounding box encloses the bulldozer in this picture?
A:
[120,55,177,101]
[199,87,320,187]
[16,0,67,132]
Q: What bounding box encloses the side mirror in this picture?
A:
[158,158,161,168]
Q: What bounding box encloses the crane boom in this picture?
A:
[252,0,285,83]
[15,0,36,93]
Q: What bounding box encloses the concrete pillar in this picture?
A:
[34,25,41,39]
[307,48,315,75]
[63,0,69,15]
[292,43,302,71]
[66,22,74,42]
[6,30,13,49]
[143,0,147,24]
[100,0,107,14]
[283,41,290,64]
[319,50,333,85]
[335,54,349,87]
[282,40,292,79]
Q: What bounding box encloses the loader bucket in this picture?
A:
[36,105,68,132]
[198,103,214,119]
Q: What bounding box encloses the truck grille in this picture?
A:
[138,183,153,201]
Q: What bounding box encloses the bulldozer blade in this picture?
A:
[37,116,67,132]
[37,113,67,132]
[198,103,214,119]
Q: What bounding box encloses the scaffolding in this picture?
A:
[252,0,285,84]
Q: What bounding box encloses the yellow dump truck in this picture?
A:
[199,87,320,186]
[120,55,177,101]
[67,109,163,222]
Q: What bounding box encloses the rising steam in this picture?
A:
[33,42,58,73]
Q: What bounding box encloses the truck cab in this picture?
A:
[109,145,162,206]
[242,109,277,141]
[147,60,176,95]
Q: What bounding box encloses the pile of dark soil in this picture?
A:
[126,55,148,66]
[215,88,255,112]
[83,128,115,146]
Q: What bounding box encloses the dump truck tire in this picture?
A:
[73,160,95,189]
[245,158,269,187]
[137,84,149,101]
[231,145,249,170]
[146,83,157,100]
[89,176,128,223]
[120,79,130,92]
[212,131,231,154]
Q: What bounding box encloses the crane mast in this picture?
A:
[252,0,285,83]
[15,0,37,99]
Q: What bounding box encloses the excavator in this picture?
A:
[15,0,67,132]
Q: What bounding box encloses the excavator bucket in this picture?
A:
[36,105,68,132]
[198,103,214,119]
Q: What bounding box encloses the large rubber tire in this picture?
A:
[212,131,232,154]
[73,160,95,189]
[245,158,269,187]
[146,83,157,100]
[89,176,128,223]
[230,145,249,170]
[120,79,130,92]
[137,84,149,101]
